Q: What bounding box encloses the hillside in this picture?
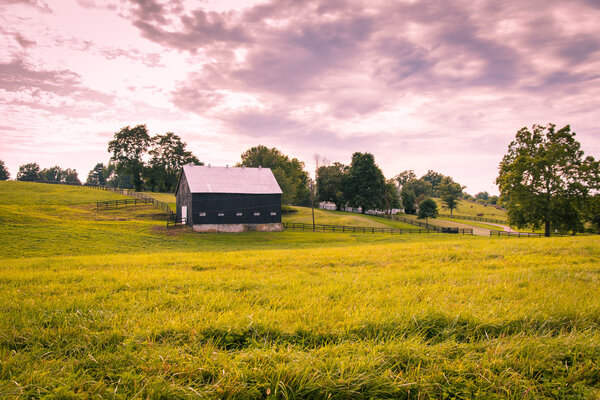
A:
[0,182,441,258]
[1,182,599,398]
[434,198,507,220]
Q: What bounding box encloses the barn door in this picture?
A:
[181,206,187,223]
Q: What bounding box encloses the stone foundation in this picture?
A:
[192,223,284,233]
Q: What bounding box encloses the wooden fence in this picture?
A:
[96,198,154,209]
[490,230,543,238]
[87,185,175,219]
[283,222,435,235]
[340,208,474,235]
[438,214,507,224]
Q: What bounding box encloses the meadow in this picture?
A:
[1,182,599,399]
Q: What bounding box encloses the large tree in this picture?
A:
[401,189,416,214]
[17,163,40,182]
[439,176,463,217]
[316,162,347,211]
[108,125,151,191]
[344,152,386,213]
[418,197,438,224]
[39,166,66,183]
[496,123,600,236]
[403,178,433,200]
[64,169,81,185]
[146,132,202,192]
[587,195,600,233]
[421,170,446,195]
[0,160,10,180]
[238,145,310,205]
[395,170,416,189]
[86,163,107,186]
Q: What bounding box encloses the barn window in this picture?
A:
[270,212,277,216]
[236,212,243,216]
[218,212,225,217]
[199,212,206,217]
[254,212,260,216]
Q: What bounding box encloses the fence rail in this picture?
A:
[438,214,507,224]
[167,217,186,228]
[96,198,154,209]
[87,185,176,219]
[340,208,474,235]
[283,222,435,235]
[490,230,543,238]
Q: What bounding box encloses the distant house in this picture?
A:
[175,165,283,232]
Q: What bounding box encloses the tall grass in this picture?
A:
[1,182,599,398]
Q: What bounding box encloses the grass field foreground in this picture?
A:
[1,182,600,399]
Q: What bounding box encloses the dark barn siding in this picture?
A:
[175,173,192,225]
[191,193,282,225]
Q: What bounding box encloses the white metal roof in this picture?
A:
[181,165,283,194]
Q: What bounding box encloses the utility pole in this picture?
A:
[310,180,315,231]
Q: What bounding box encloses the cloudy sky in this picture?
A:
[1,0,600,194]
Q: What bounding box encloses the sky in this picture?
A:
[1,0,600,195]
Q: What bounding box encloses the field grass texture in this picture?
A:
[1,182,600,398]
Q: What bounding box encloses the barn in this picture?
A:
[175,165,283,232]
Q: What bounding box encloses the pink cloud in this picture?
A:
[1,0,600,194]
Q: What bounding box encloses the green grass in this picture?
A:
[438,217,506,231]
[435,198,507,220]
[1,182,600,399]
[141,191,176,211]
[0,182,443,259]
[285,207,419,230]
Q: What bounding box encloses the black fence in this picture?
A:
[340,208,474,235]
[87,185,175,219]
[96,198,154,209]
[391,215,473,234]
[438,214,507,224]
[283,222,436,235]
[166,217,186,228]
[490,230,543,238]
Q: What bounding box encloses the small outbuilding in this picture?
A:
[175,165,283,232]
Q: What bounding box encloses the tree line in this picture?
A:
[2,122,599,235]
[5,162,82,185]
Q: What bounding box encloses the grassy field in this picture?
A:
[284,207,419,230]
[434,198,507,220]
[141,191,176,211]
[1,182,600,399]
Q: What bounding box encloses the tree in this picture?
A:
[395,170,416,188]
[108,124,151,191]
[475,191,490,201]
[146,132,202,192]
[86,163,107,186]
[316,162,347,211]
[401,189,416,214]
[104,162,132,188]
[0,160,10,180]
[238,145,310,205]
[64,169,81,185]
[439,176,463,217]
[403,178,433,199]
[384,179,401,217]
[421,170,446,195]
[496,123,600,236]
[418,197,438,224]
[587,195,600,233]
[39,166,66,183]
[17,163,40,182]
[344,152,386,213]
